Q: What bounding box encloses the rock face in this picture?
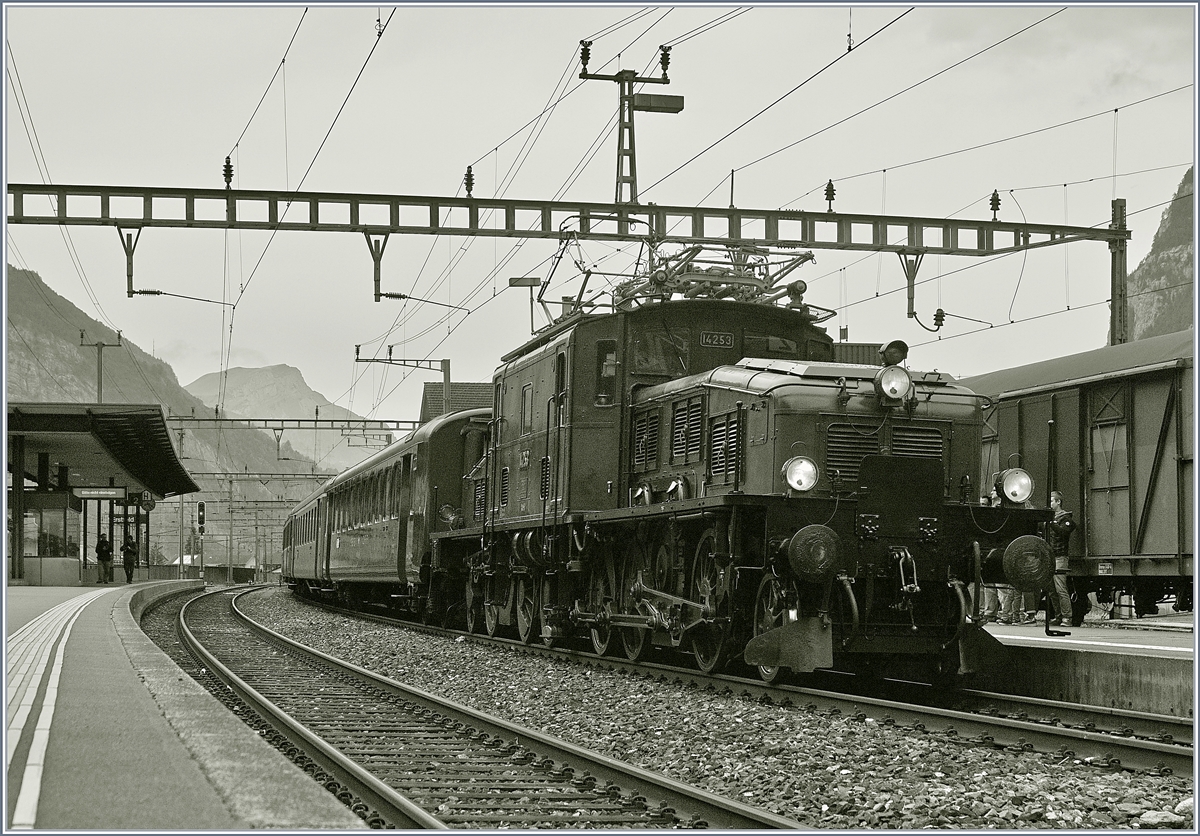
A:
[186,366,389,471]
[1127,166,1194,341]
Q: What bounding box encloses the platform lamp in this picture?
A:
[509,277,541,333]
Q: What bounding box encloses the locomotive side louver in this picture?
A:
[710,413,740,479]
[540,456,551,500]
[500,467,510,506]
[632,410,660,471]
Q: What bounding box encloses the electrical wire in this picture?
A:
[737,8,1066,182]
[227,8,307,157]
[782,86,1190,208]
[640,7,915,197]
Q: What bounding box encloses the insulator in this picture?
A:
[825,179,836,211]
[223,156,233,189]
[990,189,1001,219]
[579,40,592,70]
[934,308,946,327]
[464,165,474,197]
[659,45,671,76]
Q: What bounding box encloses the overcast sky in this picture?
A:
[4,3,1196,423]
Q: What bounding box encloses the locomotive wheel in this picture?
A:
[689,528,729,674]
[484,575,503,638]
[515,575,540,645]
[465,576,481,634]
[589,560,617,656]
[619,542,652,661]
[753,574,788,684]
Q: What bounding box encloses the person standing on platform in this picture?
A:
[120,535,138,584]
[95,534,113,583]
[1046,490,1078,626]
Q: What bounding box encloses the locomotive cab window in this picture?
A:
[743,332,801,360]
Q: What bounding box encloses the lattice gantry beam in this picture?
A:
[7,183,1129,256]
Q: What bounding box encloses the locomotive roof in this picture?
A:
[958,329,1194,399]
[499,298,828,362]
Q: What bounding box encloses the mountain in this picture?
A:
[185,366,391,472]
[6,264,332,564]
[1127,166,1194,340]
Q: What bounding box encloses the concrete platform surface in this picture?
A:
[4,581,362,830]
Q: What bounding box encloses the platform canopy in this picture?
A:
[7,402,199,499]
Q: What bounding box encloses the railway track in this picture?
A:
[290,592,1192,777]
[177,587,802,829]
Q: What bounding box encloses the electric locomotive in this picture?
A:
[285,246,1054,681]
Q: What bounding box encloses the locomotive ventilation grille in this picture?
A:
[540,457,551,500]
[825,422,944,482]
[632,411,660,471]
[825,423,881,483]
[672,399,703,462]
[500,467,510,506]
[474,479,486,519]
[892,425,945,459]
[710,413,740,479]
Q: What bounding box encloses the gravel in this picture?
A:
[238,586,1193,829]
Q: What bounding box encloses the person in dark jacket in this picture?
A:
[1046,490,1078,626]
[120,536,138,583]
[95,534,113,583]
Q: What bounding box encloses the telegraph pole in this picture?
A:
[79,330,121,403]
[578,42,683,204]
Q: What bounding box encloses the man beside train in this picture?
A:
[1045,490,1078,626]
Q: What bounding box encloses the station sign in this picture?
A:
[72,486,127,500]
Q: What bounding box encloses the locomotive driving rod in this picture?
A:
[570,572,717,632]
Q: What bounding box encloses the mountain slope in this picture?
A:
[185,366,391,471]
[1127,166,1194,340]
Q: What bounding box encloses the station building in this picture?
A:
[6,402,198,585]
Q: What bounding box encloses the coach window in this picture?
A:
[595,340,618,406]
[521,383,534,435]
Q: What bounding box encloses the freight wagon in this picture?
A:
[960,330,1194,619]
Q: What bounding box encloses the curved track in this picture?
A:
[296,593,1192,777]
[179,587,802,829]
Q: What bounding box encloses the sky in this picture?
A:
[4,2,1197,425]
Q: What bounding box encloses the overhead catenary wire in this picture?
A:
[640,7,916,198]
[227,7,308,157]
[732,7,1067,186]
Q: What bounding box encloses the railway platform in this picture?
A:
[983,609,1194,718]
[4,580,361,831]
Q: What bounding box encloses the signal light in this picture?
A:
[197,500,206,534]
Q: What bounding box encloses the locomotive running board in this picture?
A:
[743,617,834,673]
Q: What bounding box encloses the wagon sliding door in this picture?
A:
[1087,380,1131,558]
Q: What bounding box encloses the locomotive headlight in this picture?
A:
[873,365,913,403]
[782,456,819,492]
[997,468,1034,504]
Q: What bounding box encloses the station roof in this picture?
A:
[7,402,200,499]
[959,329,1194,399]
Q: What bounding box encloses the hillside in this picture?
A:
[6,264,332,565]
[186,366,391,471]
[1127,166,1194,340]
